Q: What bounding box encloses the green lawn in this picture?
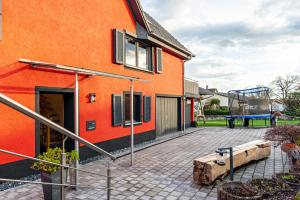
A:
[196,118,300,127]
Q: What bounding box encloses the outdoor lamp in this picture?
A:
[216,150,226,166]
[89,93,96,103]
[215,147,234,181]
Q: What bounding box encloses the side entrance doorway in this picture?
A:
[35,87,75,155]
[185,98,192,128]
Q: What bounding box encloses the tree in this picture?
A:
[285,92,300,116]
[271,75,299,103]
[208,98,220,110]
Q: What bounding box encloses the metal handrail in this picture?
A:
[0,178,110,190]
[0,148,111,178]
[0,93,116,160]
[0,92,114,199]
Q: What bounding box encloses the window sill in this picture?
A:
[124,121,142,127]
[124,65,154,74]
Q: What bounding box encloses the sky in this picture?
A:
[140,0,300,92]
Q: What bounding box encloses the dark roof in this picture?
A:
[199,87,214,95]
[217,92,229,97]
[143,12,192,54]
[207,88,218,93]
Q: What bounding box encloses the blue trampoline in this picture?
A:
[226,87,273,128]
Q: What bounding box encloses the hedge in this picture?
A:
[204,109,229,116]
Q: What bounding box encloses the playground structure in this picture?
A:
[225,87,273,128]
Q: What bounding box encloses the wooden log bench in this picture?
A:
[193,140,271,185]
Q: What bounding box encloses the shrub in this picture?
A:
[32,147,62,173]
[265,125,300,145]
[66,150,79,164]
[32,148,79,173]
[204,109,229,116]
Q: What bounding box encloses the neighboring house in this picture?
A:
[0,0,193,179]
[202,87,229,108]
[271,99,285,112]
[184,78,200,127]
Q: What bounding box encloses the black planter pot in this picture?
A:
[41,171,61,200]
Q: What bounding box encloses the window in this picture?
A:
[125,37,136,67]
[138,43,150,70]
[124,36,152,71]
[124,93,142,124]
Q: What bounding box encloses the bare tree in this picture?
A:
[271,75,300,104]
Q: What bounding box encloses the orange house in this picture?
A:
[0,0,193,179]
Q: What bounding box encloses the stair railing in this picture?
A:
[0,92,116,200]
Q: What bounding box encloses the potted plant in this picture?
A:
[217,181,263,200]
[32,147,63,200]
[247,178,291,198]
[274,173,300,190]
[66,150,79,188]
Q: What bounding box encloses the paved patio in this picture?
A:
[0,127,290,200]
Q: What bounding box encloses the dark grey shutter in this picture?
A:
[0,0,2,40]
[156,48,163,72]
[143,96,151,122]
[113,29,124,64]
[149,47,155,71]
[112,94,123,126]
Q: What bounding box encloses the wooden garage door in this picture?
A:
[156,97,179,136]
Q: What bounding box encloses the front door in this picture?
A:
[38,90,74,153]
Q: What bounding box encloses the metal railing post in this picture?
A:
[107,162,111,200]
[61,152,66,200]
[130,80,134,166]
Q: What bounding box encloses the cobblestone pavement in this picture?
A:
[0,127,290,200]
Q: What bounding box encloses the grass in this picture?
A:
[196,118,300,127]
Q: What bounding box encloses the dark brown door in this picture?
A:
[185,99,192,128]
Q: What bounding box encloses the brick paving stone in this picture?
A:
[0,127,291,199]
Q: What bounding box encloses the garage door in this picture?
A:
[156,97,179,136]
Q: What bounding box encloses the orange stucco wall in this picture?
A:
[0,1,185,164]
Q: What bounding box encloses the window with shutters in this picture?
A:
[124,92,142,125]
[156,48,163,73]
[123,35,152,72]
[112,94,123,127]
[143,96,151,122]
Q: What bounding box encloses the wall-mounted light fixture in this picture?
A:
[89,93,96,103]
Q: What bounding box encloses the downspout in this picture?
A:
[74,73,79,187]
[183,60,186,133]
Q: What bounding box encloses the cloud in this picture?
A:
[140,0,300,92]
[173,21,300,49]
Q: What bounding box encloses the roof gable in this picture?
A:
[126,0,193,59]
